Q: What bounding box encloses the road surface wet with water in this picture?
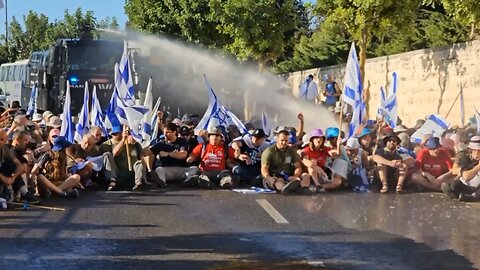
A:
[0,188,478,270]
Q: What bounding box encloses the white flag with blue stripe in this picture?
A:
[342,43,366,137]
[26,83,38,117]
[118,41,135,105]
[195,75,247,134]
[114,88,149,141]
[475,106,480,134]
[261,111,274,139]
[74,82,90,143]
[150,96,162,144]
[60,82,74,143]
[298,77,318,100]
[381,72,398,128]
[411,114,449,143]
[141,77,154,147]
[90,85,107,137]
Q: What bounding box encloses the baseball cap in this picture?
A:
[252,129,266,138]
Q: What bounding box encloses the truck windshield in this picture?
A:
[67,41,123,72]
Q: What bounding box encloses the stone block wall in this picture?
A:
[286,40,480,127]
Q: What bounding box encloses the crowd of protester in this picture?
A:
[1,94,480,210]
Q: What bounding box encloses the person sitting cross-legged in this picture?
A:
[410,137,455,192]
[100,126,146,191]
[32,136,81,198]
[142,123,190,187]
[261,129,309,195]
[372,132,414,193]
[184,127,236,189]
[231,129,270,186]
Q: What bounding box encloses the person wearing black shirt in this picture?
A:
[231,129,269,186]
[143,123,189,186]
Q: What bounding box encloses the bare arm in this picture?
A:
[462,163,480,181]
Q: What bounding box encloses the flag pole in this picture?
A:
[124,125,133,171]
[445,83,466,119]
[336,101,344,153]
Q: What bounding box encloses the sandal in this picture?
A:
[396,184,403,193]
[107,180,117,191]
[380,184,388,194]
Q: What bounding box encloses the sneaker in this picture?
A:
[149,171,166,188]
[132,183,142,191]
[64,189,80,199]
[298,186,313,195]
[107,179,117,191]
[22,192,41,204]
[40,189,52,199]
[183,175,199,187]
[198,175,217,189]
[315,185,326,193]
[220,175,233,189]
[441,182,457,199]
[281,180,300,195]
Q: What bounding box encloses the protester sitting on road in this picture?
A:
[261,129,309,195]
[441,136,480,202]
[324,127,350,190]
[0,128,39,204]
[68,134,117,190]
[372,132,411,193]
[300,128,340,192]
[101,126,146,191]
[143,123,189,187]
[357,128,375,156]
[410,137,454,192]
[231,128,269,186]
[184,126,236,189]
[345,137,370,192]
[178,126,199,153]
[32,136,80,198]
[90,126,108,146]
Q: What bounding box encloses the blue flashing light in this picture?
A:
[69,76,79,85]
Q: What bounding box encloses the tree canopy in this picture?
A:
[0,8,119,64]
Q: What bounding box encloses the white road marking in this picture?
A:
[256,199,289,224]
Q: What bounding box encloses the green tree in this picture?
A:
[211,0,300,71]
[315,0,421,116]
[125,0,229,48]
[426,0,480,39]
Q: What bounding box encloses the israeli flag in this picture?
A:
[118,41,135,105]
[141,77,154,147]
[298,77,318,100]
[74,82,90,143]
[114,88,149,141]
[474,106,480,134]
[377,86,386,118]
[342,43,366,137]
[195,75,247,134]
[411,114,449,143]
[380,72,399,128]
[150,96,162,145]
[90,85,107,137]
[261,111,274,139]
[26,83,38,117]
[60,82,74,143]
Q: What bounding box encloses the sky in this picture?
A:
[0,0,128,35]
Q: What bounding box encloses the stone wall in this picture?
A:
[286,40,480,127]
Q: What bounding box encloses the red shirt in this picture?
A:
[191,143,233,171]
[415,148,452,178]
[301,146,331,168]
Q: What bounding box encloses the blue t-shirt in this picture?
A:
[325,82,338,106]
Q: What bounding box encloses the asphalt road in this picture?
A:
[1,187,479,270]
